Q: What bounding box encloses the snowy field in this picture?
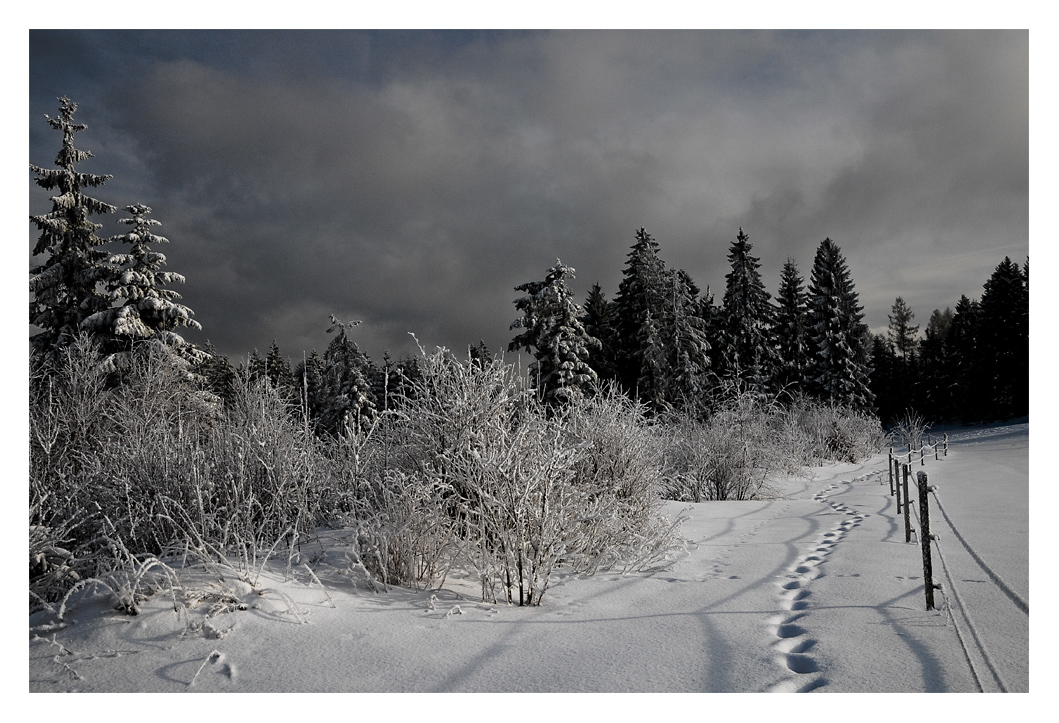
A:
[28,422,1029,701]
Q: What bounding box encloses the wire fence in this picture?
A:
[883,434,1027,692]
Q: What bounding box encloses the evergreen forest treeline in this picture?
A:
[31,96,1028,433]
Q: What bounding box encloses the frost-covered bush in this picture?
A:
[338,347,530,593]
[560,387,681,573]
[31,336,120,609]
[662,388,797,501]
[342,351,682,605]
[29,503,86,612]
[30,335,109,525]
[660,388,886,502]
[29,339,684,611]
[781,396,886,464]
[185,367,327,552]
[890,409,929,453]
[29,339,326,607]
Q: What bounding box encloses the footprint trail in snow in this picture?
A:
[765,471,879,692]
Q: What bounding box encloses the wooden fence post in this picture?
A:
[888,449,894,494]
[917,471,935,610]
[903,464,912,543]
[920,444,925,466]
[896,463,903,511]
[943,433,948,457]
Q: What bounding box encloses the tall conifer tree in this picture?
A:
[720,228,778,394]
[613,228,668,402]
[806,238,873,409]
[978,257,1029,418]
[658,268,713,411]
[947,295,982,422]
[773,258,810,395]
[887,297,919,360]
[264,340,298,404]
[81,204,203,367]
[917,307,953,419]
[884,296,920,410]
[30,97,116,361]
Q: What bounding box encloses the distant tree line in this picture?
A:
[510,228,875,418]
[870,257,1029,425]
[31,97,1028,432]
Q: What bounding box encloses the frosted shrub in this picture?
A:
[662,388,796,501]
[456,393,680,605]
[351,348,579,604]
[31,337,124,608]
[29,339,684,611]
[460,407,586,605]
[197,370,327,549]
[348,350,683,605]
[340,347,531,592]
[29,501,86,612]
[340,465,458,592]
[661,388,885,502]
[782,396,886,464]
[891,409,929,452]
[30,335,109,531]
[29,339,329,605]
[560,388,681,573]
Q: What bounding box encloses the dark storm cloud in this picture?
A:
[29,29,1028,363]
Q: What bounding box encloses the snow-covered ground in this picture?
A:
[28,422,1029,700]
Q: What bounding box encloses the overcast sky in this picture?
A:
[28,29,1028,365]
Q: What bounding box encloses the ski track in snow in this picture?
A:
[765,469,881,693]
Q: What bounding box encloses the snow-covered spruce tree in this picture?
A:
[719,228,779,395]
[636,308,668,411]
[509,259,601,405]
[613,228,670,407]
[30,97,116,363]
[264,340,300,404]
[235,341,299,410]
[319,316,377,436]
[656,268,713,413]
[806,238,873,410]
[773,257,810,396]
[242,348,266,381]
[468,340,492,369]
[81,204,204,369]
